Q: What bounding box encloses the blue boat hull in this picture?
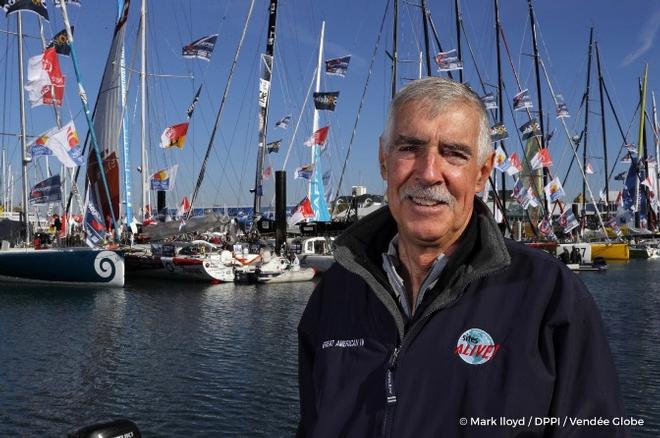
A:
[0,248,124,287]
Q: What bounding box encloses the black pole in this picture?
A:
[595,42,609,217]
[495,0,506,232]
[454,0,463,83]
[275,170,286,255]
[421,0,432,77]
[528,0,548,214]
[582,28,594,219]
[392,0,398,99]
[253,0,278,216]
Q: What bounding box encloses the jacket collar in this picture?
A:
[334,197,511,337]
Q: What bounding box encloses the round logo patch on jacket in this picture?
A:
[454,328,500,365]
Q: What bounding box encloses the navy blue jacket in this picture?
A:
[297,201,628,437]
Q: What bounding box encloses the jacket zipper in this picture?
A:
[381,273,494,437]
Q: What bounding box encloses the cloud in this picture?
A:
[622,8,660,66]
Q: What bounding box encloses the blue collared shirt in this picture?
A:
[381,234,448,320]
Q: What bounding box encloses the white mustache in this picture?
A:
[399,184,456,206]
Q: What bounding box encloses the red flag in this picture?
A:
[288,197,316,226]
[160,122,190,149]
[304,125,330,148]
[24,47,65,107]
[177,196,191,217]
[262,165,273,180]
[530,148,553,170]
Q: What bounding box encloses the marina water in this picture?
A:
[0,261,658,436]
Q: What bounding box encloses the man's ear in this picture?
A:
[379,137,387,180]
[475,150,495,192]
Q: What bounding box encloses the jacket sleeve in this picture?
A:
[296,281,323,438]
[546,273,630,438]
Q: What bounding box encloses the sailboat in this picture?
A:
[0,2,124,287]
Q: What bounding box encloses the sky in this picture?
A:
[1,0,659,215]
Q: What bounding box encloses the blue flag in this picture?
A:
[29,175,61,205]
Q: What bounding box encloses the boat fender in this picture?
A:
[68,418,141,438]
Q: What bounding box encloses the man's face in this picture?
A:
[379,100,494,251]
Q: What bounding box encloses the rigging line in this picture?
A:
[425,11,453,79]
[334,0,390,200]
[540,59,609,236]
[499,26,548,217]
[281,65,316,172]
[187,0,256,218]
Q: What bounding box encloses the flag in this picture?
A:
[304,126,330,148]
[625,144,637,154]
[150,165,178,191]
[494,146,509,172]
[28,131,53,158]
[544,176,565,202]
[434,49,463,71]
[322,169,332,202]
[160,122,189,149]
[313,92,340,111]
[555,94,570,118]
[621,153,633,163]
[512,179,525,203]
[47,27,73,56]
[29,175,61,204]
[258,77,271,108]
[538,217,556,239]
[186,85,202,119]
[506,152,522,176]
[288,197,315,226]
[522,187,540,209]
[2,0,49,20]
[513,89,532,111]
[262,165,273,180]
[84,187,106,248]
[177,196,190,218]
[586,162,594,174]
[520,118,541,140]
[558,210,579,233]
[275,114,291,129]
[24,47,64,107]
[530,148,553,170]
[481,93,498,110]
[294,164,314,180]
[325,55,351,76]
[29,121,83,168]
[267,139,281,153]
[614,171,626,181]
[182,34,218,61]
[489,122,509,142]
[55,0,81,7]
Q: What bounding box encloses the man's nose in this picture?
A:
[414,148,443,183]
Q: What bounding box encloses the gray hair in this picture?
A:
[382,77,491,164]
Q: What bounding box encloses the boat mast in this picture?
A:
[420,0,432,77]
[653,91,660,215]
[140,0,148,220]
[187,0,256,218]
[454,0,463,83]
[391,0,398,98]
[252,0,278,216]
[580,28,594,222]
[17,13,30,241]
[119,0,133,225]
[528,0,548,214]
[494,0,506,230]
[309,21,325,200]
[595,41,609,218]
[636,66,648,228]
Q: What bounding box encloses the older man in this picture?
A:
[297,77,627,437]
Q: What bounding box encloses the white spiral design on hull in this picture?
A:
[94,250,120,281]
